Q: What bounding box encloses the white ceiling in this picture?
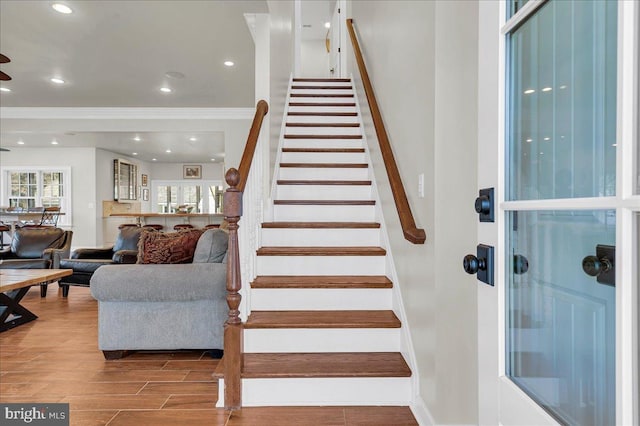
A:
[0,0,268,163]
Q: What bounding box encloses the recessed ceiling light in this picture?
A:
[165,71,185,79]
[189,137,197,141]
[51,140,59,145]
[132,152,138,156]
[160,87,172,93]
[542,87,552,92]
[523,89,535,94]
[52,3,73,14]
[224,61,234,67]
[543,137,551,141]
[152,158,157,161]
[17,140,24,145]
[324,22,331,29]
[133,136,141,141]
[0,87,11,92]
[525,138,533,143]
[210,158,215,162]
[50,78,65,84]
[165,149,172,153]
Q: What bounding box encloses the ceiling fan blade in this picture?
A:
[0,71,11,81]
[0,53,9,63]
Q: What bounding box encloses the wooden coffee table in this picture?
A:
[0,269,73,332]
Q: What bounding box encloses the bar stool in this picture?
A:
[143,224,164,231]
[0,224,11,248]
[118,223,139,230]
[173,224,194,231]
[203,224,220,230]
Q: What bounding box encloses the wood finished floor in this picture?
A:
[0,286,418,425]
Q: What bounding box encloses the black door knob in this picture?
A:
[463,254,486,275]
[513,254,529,274]
[582,255,612,277]
[475,196,491,214]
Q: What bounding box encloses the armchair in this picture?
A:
[58,226,143,297]
[0,227,73,297]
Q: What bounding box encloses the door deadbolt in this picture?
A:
[582,244,615,286]
[475,188,494,222]
[463,244,494,286]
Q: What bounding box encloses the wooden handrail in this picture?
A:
[236,99,269,192]
[222,99,269,410]
[346,19,426,244]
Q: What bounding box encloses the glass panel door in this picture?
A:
[505,1,618,423]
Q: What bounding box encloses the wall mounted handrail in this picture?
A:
[346,19,426,244]
[223,99,269,410]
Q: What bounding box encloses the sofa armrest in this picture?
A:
[71,248,114,260]
[90,263,227,302]
[0,258,51,269]
[43,248,67,269]
[112,250,138,264]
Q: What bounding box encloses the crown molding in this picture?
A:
[0,107,256,120]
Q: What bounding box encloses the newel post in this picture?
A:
[223,167,243,410]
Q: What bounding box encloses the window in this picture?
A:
[1,167,72,226]
[152,180,223,214]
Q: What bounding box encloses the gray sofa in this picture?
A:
[90,229,228,359]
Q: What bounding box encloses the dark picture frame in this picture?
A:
[183,165,202,179]
[141,174,148,186]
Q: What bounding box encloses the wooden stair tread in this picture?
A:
[286,123,360,127]
[282,148,365,153]
[284,134,362,139]
[288,112,358,116]
[290,93,354,98]
[291,86,352,91]
[293,78,351,82]
[273,200,375,206]
[245,310,401,329]
[251,275,392,288]
[289,102,356,107]
[279,163,368,168]
[242,352,411,378]
[257,246,386,256]
[276,180,371,185]
[262,222,380,229]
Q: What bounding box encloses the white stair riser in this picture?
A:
[284,126,361,136]
[289,106,357,114]
[278,167,369,180]
[272,204,375,222]
[280,152,366,163]
[292,82,352,87]
[276,185,372,200]
[289,97,355,104]
[257,256,385,275]
[238,378,412,406]
[261,228,380,246]
[287,115,359,124]
[244,329,401,353]
[290,88,353,95]
[283,139,363,150]
[250,288,392,310]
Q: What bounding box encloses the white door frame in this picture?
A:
[477,0,639,424]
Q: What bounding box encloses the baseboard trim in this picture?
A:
[411,396,435,426]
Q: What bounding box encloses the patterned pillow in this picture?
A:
[137,229,204,264]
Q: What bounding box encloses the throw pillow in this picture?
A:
[137,229,203,264]
[193,229,228,263]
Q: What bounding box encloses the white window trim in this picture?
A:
[151,179,223,214]
[0,166,73,227]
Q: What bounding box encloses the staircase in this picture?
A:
[218,78,413,407]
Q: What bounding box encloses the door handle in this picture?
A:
[475,188,494,222]
[463,244,494,286]
[582,244,615,286]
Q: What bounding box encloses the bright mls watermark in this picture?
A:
[1,404,69,425]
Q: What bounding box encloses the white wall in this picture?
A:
[347,1,479,423]
[267,0,295,184]
[149,162,223,182]
[0,147,98,248]
[301,39,330,78]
